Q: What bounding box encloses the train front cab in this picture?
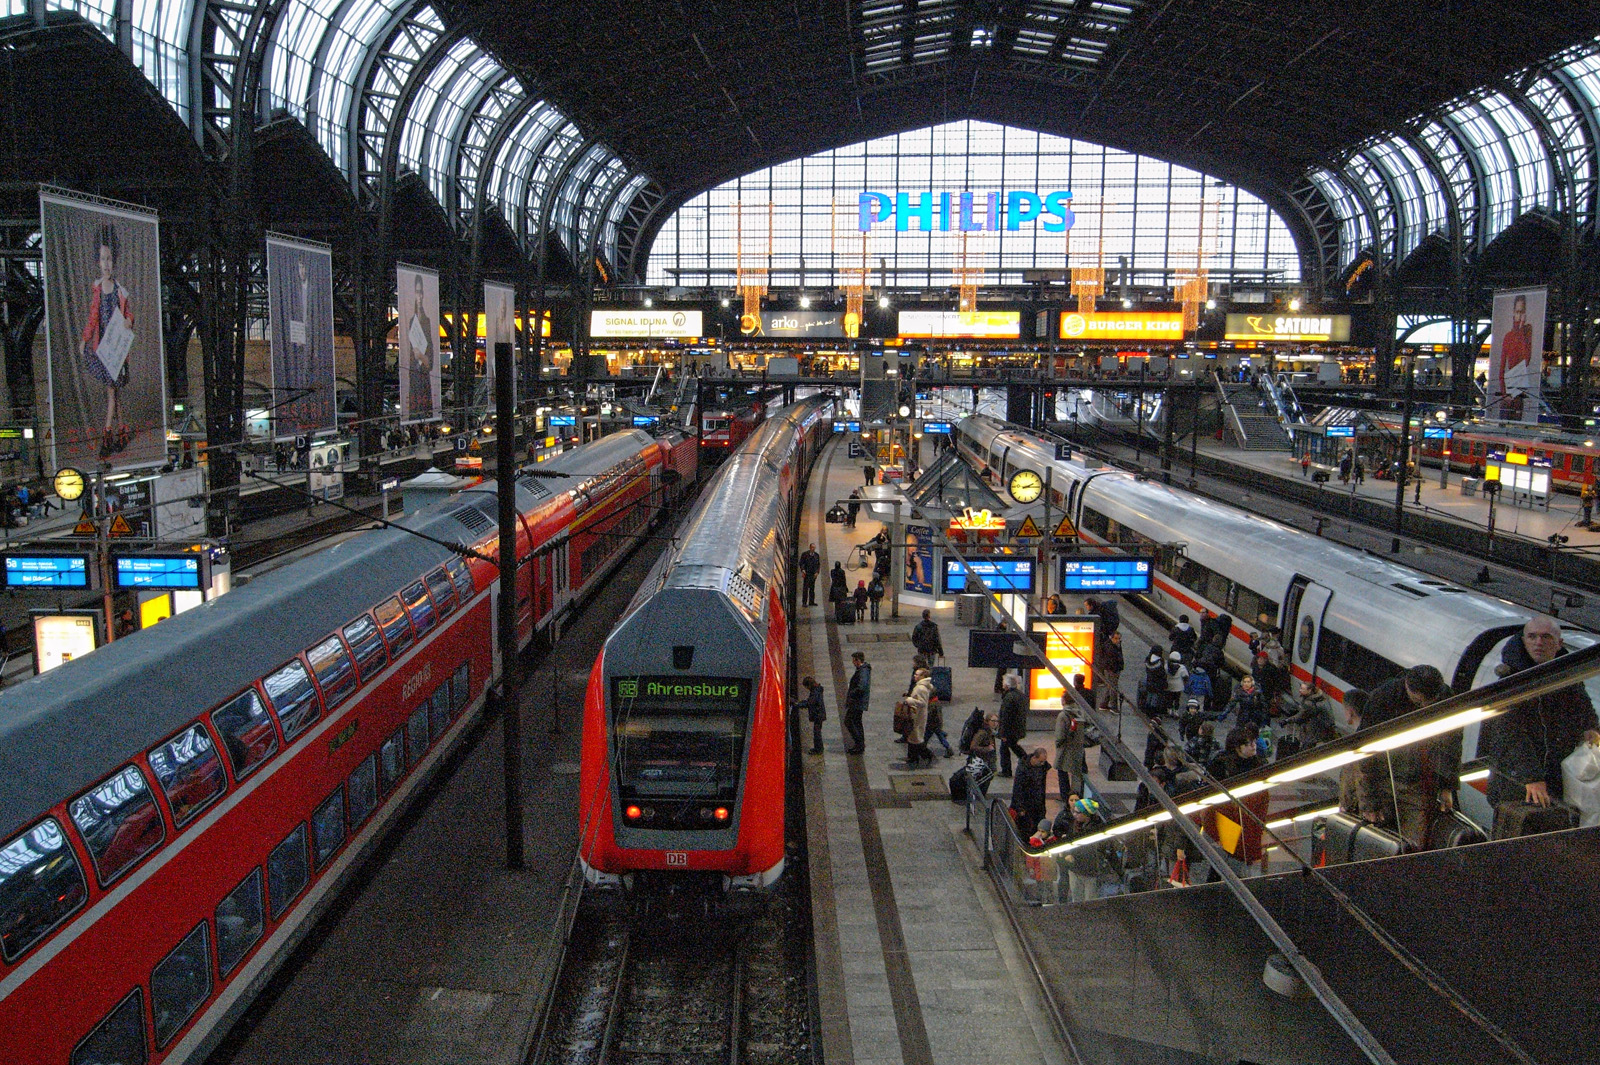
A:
[580,587,785,892]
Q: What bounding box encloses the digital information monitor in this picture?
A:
[943,558,1035,594]
[831,420,862,433]
[922,421,954,434]
[1059,557,1153,593]
[549,415,577,427]
[114,555,204,590]
[3,553,91,588]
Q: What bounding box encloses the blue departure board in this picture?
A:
[831,420,862,433]
[632,415,659,427]
[549,415,576,427]
[1325,425,1354,438]
[922,422,953,434]
[115,555,202,589]
[3,554,90,588]
[1059,557,1153,593]
[944,558,1035,594]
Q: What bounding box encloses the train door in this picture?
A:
[1282,576,1333,685]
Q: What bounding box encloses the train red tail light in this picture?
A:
[625,805,643,820]
[714,807,729,821]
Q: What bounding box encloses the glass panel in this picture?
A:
[0,818,87,962]
[147,724,227,827]
[429,686,451,739]
[70,766,165,886]
[342,613,388,680]
[71,989,147,1065]
[211,688,279,780]
[452,662,471,716]
[374,596,414,654]
[311,790,345,868]
[151,923,211,1047]
[425,568,457,616]
[378,729,406,794]
[263,659,320,741]
[215,869,264,975]
[267,824,308,921]
[347,754,378,828]
[306,634,357,708]
[407,706,431,764]
[402,581,435,636]
[446,557,475,600]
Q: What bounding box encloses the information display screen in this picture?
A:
[922,421,953,434]
[831,420,862,433]
[549,415,576,427]
[632,415,659,427]
[115,555,203,590]
[1324,425,1354,438]
[1059,557,1153,593]
[611,676,750,710]
[943,558,1034,594]
[3,554,90,588]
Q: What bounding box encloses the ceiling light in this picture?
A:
[879,296,890,308]
[721,298,730,308]
[800,296,811,309]
[643,298,653,308]
[1289,297,1302,312]
[1121,298,1132,309]
[1205,298,1216,310]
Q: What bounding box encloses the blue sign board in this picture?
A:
[1059,557,1153,593]
[1325,425,1354,438]
[632,415,659,427]
[114,555,203,590]
[3,554,90,588]
[1422,426,1451,439]
[943,558,1035,595]
[549,415,576,428]
[922,421,953,434]
[831,420,862,433]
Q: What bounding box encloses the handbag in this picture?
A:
[1561,740,1600,828]
[893,700,913,736]
[1167,855,1190,888]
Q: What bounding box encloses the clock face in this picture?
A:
[1008,469,1043,504]
[54,467,86,502]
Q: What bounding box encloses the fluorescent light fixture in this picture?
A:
[1267,750,1365,784]
[1267,804,1342,829]
[1460,768,1490,783]
[1356,708,1493,753]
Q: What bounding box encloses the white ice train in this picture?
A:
[955,415,1599,815]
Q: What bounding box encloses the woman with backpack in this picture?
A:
[1140,646,1167,715]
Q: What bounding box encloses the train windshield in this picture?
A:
[610,676,750,799]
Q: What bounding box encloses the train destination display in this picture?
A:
[3,553,91,588]
[943,558,1035,594]
[1059,557,1153,593]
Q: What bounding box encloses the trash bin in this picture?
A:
[956,593,988,627]
[1461,477,1479,498]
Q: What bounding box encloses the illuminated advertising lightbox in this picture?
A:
[1059,557,1153,593]
[1059,312,1185,341]
[898,310,1020,339]
[1028,617,1097,709]
[858,191,1074,233]
[1224,313,1351,343]
[33,610,100,674]
[3,553,91,588]
[751,310,846,338]
[589,309,704,338]
[943,558,1035,594]
[114,554,204,590]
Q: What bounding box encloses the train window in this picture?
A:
[70,765,165,887]
[425,568,457,617]
[452,663,470,716]
[210,688,278,781]
[347,754,378,829]
[262,659,321,742]
[0,818,87,963]
[266,825,308,921]
[70,989,147,1065]
[310,790,345,869]
[378,729,406,794]
[151,922,211,1047]
[1080,507,1110,540]
[402,581,435,637]
[1234,587,1278,630]
[1315,630,1404,693]
[428,685,451,739]
[215,868,264,976]
[407,706,431,765]
[374,597,414,655]
[147,724,227,828]
[305,634,357,709]
[341,613,388,680]
[446,557,475,600]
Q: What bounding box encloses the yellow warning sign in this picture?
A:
[1014,514,1043,540]
[72,517,96,537]
[1053,514,1077,538]
[109,514,134,537]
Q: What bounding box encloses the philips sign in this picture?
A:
[859,191,1075,233]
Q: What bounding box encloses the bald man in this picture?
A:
[1480,616,1599,833]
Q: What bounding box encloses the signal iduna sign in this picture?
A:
[590,309,704,338]
[1060,311,1185,341]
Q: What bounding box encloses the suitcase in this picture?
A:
[835,599,855,625]
[1492,801,1579,839]
[929,665,953,702]
[1098,745,1137,782]
[1317,812,1409,865]
[1428,809,1488,850]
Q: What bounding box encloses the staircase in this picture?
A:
[1214,372,1294,451]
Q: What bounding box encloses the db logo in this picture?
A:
[664,852,688,866]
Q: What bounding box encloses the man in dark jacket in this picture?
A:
[1168,614,1198,661]
[797,676,826,754]
[1083,596,1120,637]
[843,652,871,754]
[1478,616,1600,833]
[1096,630,1124,711]
[800,544,821,606]
[1354,664,1459,849]
[911,608,944,659]
[998,675,1029,776]
[1009,747,1051,835]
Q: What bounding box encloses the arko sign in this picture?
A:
[859,191,1075,233]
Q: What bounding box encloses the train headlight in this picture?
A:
[625,805,642,820]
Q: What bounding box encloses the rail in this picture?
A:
[1212,369,1250,448]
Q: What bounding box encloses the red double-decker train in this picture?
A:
[579,398,830,890]
[0,428,694,1065]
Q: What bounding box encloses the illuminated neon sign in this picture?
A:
[859,191,1075,233]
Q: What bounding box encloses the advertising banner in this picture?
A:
[743,310,847,339]
[904,525,935,594]
[1059,311,1185,341]
[397,264,442,424]
[1223,313,1351,343]
[266,235,337,439]
[40,189,167,473]
[33,610,101,674]
[483,281,516,391]
[590,309,703,338]
[1487,287,1546,423]
[898,310,1020,339]
[1027,617,1097,709]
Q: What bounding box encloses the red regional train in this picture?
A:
[1415,427,1600,492]
[579,397,830,890]
[0,427,695,1065]
[699,404,763,458]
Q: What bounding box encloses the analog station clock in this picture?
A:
[53,467,86,502]
[1008,468,1043,504]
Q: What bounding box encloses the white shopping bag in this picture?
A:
[95,309,135,381]
[407,316,429,363]
[1561,741,1600,828]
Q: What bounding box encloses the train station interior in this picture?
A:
[3,3,1600,1065]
